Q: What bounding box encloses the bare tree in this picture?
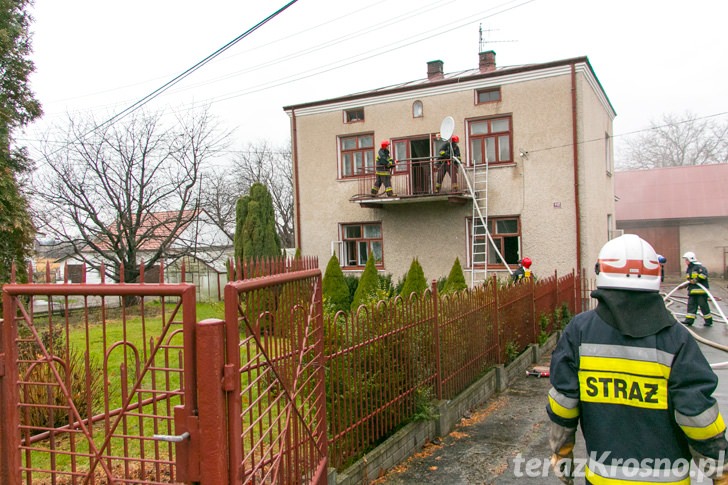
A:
[34,107,230,285]
[232,140,294,248]
[198,168,246,240]
[616,112,728,170]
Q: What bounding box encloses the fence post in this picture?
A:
[1,292,21,485]
[431,280,442,400]
[530,277,538,344]
[491,275,502,363]
[195,318,230,485]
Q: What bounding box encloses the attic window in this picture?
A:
[344,108,364,123]
[476,87,501,104]
[412,100,423,118]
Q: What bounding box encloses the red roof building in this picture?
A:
[615,164,728,278]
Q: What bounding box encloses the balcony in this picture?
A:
[350,158,471,207]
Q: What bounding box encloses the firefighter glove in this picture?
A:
[550,448,574,485]
[549,422,576,485]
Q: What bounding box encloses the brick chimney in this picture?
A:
[479,50,496,73]
[427,60,444,81]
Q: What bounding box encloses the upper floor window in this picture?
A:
[476,87,501,104]
[341,222,382,268]
[340,134,374,177]
[468,116,512,166]
[605,132,613,176]
[468,216,521,268]
[344,108,364,123]
[412,100,423,118]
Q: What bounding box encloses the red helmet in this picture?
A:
[520,257,532,268]
[380,140,390,148]
[451,135,459,143]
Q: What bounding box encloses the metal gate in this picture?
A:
[0,258,327,484]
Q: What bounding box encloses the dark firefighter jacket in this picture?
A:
[686,261,710,295]
[375,148,394,175]
[511,266,532,283]
[438,142,461,162]
[547,288,727,484]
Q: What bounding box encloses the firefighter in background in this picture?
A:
[512,257,533,283]
[435,135,460,193]
[371,140,396,197]
[681,251,713,326]
[547,234,728,485]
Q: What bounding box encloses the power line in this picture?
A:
[93,0,300,131]
[527,111,728,156]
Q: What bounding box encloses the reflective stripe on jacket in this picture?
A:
[547,308,725,484]
[685,261,710,294]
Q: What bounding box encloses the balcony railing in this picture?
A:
[351,157,469,204]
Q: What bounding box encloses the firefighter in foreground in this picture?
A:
[547,234,728,485]
[681,251,713,327]
[371,140,396,197]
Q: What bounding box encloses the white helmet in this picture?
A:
[595,234,661,292]
[682,251,697,263]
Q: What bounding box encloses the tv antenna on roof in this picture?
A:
[479,23,516,51]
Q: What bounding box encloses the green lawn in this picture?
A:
[22,300,226,479]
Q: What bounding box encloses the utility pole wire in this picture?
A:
[94,0,299,131]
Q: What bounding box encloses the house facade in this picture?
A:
[284,51,617,285]
[615,164,728,279]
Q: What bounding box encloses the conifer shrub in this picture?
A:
[323,254,350,314]
[350,253,381,311]
[399,258,427,299]
[344,274,359,303]
[442,257,467,294]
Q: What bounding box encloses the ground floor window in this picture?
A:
[341,222,383,268]
[468,216,521,268]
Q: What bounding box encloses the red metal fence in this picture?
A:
[1,264,198,484]
[0,257,326,485]
[325,270,581,469]
[223,259,328,484]
[2,260,583,483]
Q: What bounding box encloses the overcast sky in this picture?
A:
[22,0,728,164]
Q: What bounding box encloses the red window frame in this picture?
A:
[468,116,513,166]
[475,87,501,104]
[339,133,375,178]
[467,216,521,269]
[340,222,383,269]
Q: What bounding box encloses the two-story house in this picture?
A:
[284,51,617,285]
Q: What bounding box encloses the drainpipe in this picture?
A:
[571,63,582,273]
[291,109,302,250]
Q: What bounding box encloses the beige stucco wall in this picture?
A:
[289,60,615,284]
[680,220,728,280]
[574,72,617,273]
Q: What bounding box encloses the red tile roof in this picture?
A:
[615,164,728,221]
[97,210,197,251]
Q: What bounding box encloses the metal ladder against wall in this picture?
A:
[454,155,511,287]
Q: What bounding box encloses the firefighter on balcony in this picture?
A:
[547,234,728,485]
[435,135,460,193]
[371,140,396,197]
[512,257,533,283]
[681,251,713,326]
